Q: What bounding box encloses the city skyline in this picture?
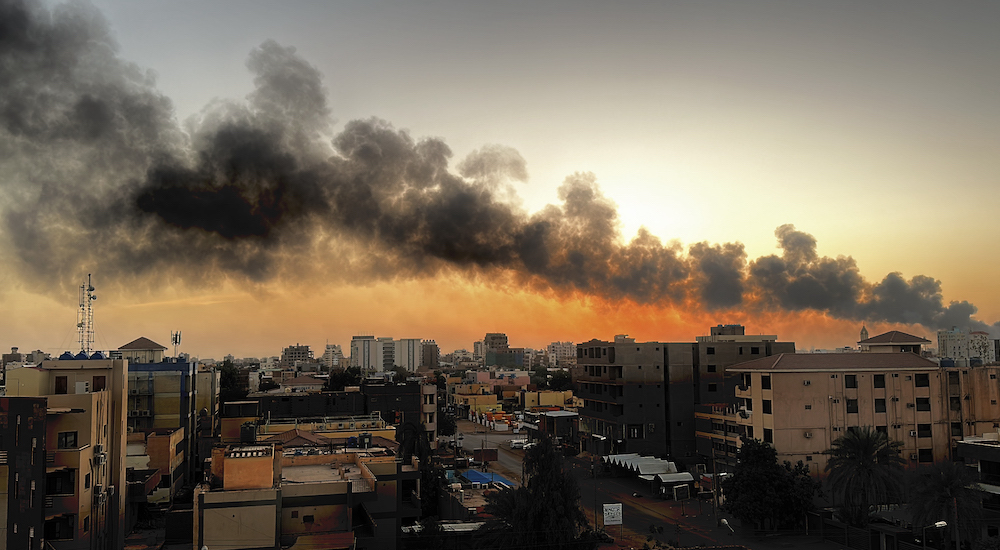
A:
[2,0,999,358]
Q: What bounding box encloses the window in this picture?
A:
[952,422,963,437]
[739,347,744,355]
[805,456,812,461]
[303,515,314,523]
[706,347,715,355]
[916,397,931,411]
[762,400,772,414]
[761,375,771,390]
[84,516,90,532]
[917,424,932,437]
[918,449,933,463]
[92,376,106,392]
[291,511,299,518]
[950,397,961,411]
[875,399,886,413]
[57,431,78,449]
[948,372,959,385]
[874,374,885,388]
[85,473,91,489]
[805,404,812,410]
[708,384,717,392]
[627,425,644,439]
[55,376,68,395]
[763,428,773,443]
[746,426,754,439]
[751,347,760,355]
[846,399,859,414]
[915,373,929,387]
[845,375,857,389]
[707,364,716,373]
[876,425,887,434]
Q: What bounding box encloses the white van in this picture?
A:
[509,439,528,450]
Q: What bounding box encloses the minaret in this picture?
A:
[860,324,869,349]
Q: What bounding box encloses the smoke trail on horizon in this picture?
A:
[0,0,991,334]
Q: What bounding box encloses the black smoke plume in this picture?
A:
[0,0,993,335]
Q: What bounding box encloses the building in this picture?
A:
[118,337,167,364]
[321,344,345,370]
[730,351,1000,475]
[279,375,325,394]
[576,330,794,461]
[483,333,508,352]
[351,336,379,374]
[546,341,577,366]
[956,435,1000,538]
[421,384,438,450]
[421,340,439,370]
[6,356,129,550]
[0,397,47,550]
[859,330,931,354]
[280,344,312,368]
[394,339,422,373]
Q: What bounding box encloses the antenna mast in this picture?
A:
[171,331,182,357]
[77,274,97,353]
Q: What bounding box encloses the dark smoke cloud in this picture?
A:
[0,0,995,335]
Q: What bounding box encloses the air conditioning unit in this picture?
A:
[129,410,139,417]
[471,482,481,489]
[906,403,915,408]
[910,454,918,460]
[909,430,917,437]
[95,454,106,466]
[803,380,811,386]
[130,389,139,395]
[648,423,655,433]
[94,444,104,454]
[804,432,813,439]
[94,484,103,494]
[140,410,151,417]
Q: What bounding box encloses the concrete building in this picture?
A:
[320,344,345,370]
[118,337,166,364]
[350,336,379,374]
[394,339,422,373]
[279,375,325,393]
[730,351,1000,475]
[420,340,439,370]
[421,384,438,450]
[483,333,508,352]
[280,344,312,368]
[0,397,47,550]
[956,435,1000,538]
[859,330,931,354]
[576,330,794,461]
[6,357,129,550]
[546,341,577,366]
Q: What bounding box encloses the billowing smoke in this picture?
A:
[0,0,993,334]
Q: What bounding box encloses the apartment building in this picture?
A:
[0,397,47,550]
[6,357,128,550]
[730,352,1000,475]
[576,330,793,460]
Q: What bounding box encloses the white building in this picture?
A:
[350,335,379,373]
[320,344,344,369]
[395,338,422,372]
[546,341,577,366]
[938,327,996,366]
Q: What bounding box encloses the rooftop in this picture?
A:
[858,330,930,345]
[729,352,938,372]
[119,337,167,351]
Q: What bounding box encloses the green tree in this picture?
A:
[907,461,982,549]
[436,408,456,437]
[219,359,249,403]
[549,370,574,391]
[324,366,362,391]
[824,427,905,526]
[722,437,820,530]
[531,365,549,389]
[477,437,593,549]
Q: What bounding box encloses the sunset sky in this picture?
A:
[2,0,999,359]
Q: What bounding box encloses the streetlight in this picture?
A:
[720,518,734,535]
[922,520,947,550]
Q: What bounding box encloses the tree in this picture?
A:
[437,409,456,437]
[324,367,361,391]
[477,437,594,549]
[549,370,574,391]
[907,461,982,549]
[824,427,905,526]
[219,359,249,403]
[531,365,549,389]
[722,437,820,530]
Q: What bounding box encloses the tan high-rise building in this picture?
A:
[730,351,1000,476]
[7,357,128,550]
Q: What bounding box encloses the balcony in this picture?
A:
[44,493,79,518]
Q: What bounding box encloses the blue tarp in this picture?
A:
[463,470,515,487]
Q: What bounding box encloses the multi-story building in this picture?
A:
[118,337,166,364]
[421,384,438,449]
[859,330,931,354]
[546,341,577,366]
[972,331,997,364]
[484,333,508,352]
[351,336,379,374]
[730,350,1000,475]
[7,357,129,550]
[394,339,422,373]
[421,340,439,370]
[576,329,794,461]
[280,344,312,368]
[0,396,47,550]
[320,344,344,370]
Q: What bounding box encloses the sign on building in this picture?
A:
[603,503,623,526]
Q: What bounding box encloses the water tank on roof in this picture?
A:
[59,351,75,360]
[89,351,106,360]
[347,436,358,448]
[240,422,256,445]
[74,351,89,360]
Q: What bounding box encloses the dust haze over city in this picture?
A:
[2,0,1000,358]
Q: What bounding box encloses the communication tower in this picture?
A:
[77,274,97,353]
[171,331,182,357]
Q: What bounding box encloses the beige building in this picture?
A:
[7,358,128,550]
[730,351,1000,475]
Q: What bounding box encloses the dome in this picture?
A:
[59,351,75,360]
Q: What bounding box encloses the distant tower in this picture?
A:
[171,331,182,357]
[860,324,869,343]
[76,274,97,353]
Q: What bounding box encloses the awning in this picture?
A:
[657,472,695,484]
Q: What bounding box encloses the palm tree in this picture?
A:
[907,461,982,549]
[825,426,906,526]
